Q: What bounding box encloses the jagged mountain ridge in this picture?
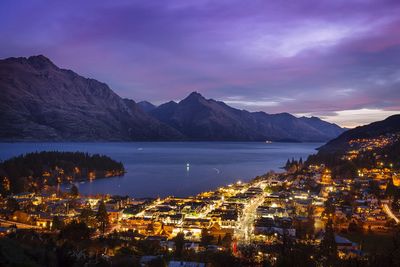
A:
[137,101,157,113]
[0,55,183,141]
[149,92,345,142]
[0,55,345,142]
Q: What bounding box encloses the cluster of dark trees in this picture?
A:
[306,151,358,179]
[0,151,124,194]
[2,221,400,267]
[0,223,236,267]
[52,200,109,234]
[284,157,304,173]
[240,221,400,267]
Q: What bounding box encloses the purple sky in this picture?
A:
[1,0,400,127]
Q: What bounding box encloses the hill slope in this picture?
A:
[0,55,183,141]
[306,115,400,178]
[317,114,400,153]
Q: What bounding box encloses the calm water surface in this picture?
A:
[0,142,322,197]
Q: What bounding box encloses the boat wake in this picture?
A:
[213,168,220,174]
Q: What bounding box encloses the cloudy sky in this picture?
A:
[1,0,400,127]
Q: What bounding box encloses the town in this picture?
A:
[1,135,400,266]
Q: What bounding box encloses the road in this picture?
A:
[235,193,265,244]
[0,218,41,229]
[383,203,400,224]
[135,198,163,217]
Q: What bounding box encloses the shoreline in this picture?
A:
[1,142,319,198]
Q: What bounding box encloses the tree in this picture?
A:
[59,220,92,241]
[348,220,361,233]
[393,194,400,212]
[147,257,167,267]
[276,243,316,267]
[208,251,240,267]
[323,198,335,219]
[221,233,233,248]
[319,219,337,267]
[52,216,64,230]
[285,159,291,170]
[306,206,315,238]
[146,222,154,234]
[79,208,96,227]
[200,228,214,247]
[70,184,79,198]
[173,232,185,257]
[391,226,400,266]
[239,244,258,265]
[369,180,381,197]
[6,197,20,213]
[96,200,109,235]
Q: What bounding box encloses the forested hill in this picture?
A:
[0,151,124,194]
[317,114,400,154]
[306,115,400,179]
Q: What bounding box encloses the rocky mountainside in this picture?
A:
[149,92,345,142]
[137,101,157,113]
[0,55,183,141]
[299,116,344,139]
[0,55,345,142]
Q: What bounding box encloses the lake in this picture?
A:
[0,142,322,197]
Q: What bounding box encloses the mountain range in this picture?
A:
[0,55,182,141]
[147,92,344,141]
[0,55,345,142]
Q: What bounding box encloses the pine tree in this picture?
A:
[70,184,79,198]
[6,197,20,212]
[96,200,109,235]
[222,233,233,248]
[285,159,291,170]
[217,235,222,245]
[79,208,96,227]
[174,232,185,257]
[59,220,92,241]
[52,216,64,230]
[391,226,400,266]
[323,198,335,218]
[200,228,213,247]
[320,219,337,266]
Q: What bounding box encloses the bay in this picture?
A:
[0,142,322,197]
